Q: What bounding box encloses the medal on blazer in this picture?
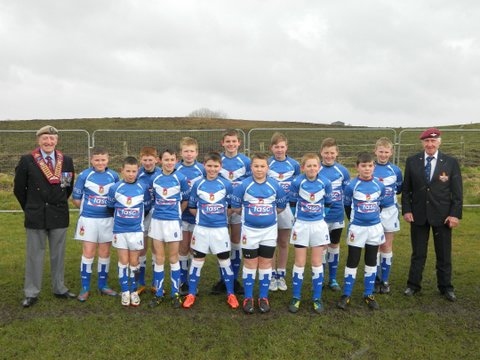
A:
[439,172,449,182]
[32,148,63,184]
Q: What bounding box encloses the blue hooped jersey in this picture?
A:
[319,162,350,223]
[188,176,232,228]
[231,176,287,228]
[72,168,120,218]
[289,174,333,221]
[268,155,301,194]
[219,153,251,188]
[151,170,190,221]
[373,162,403,208]
[344,177,386,226]
[175,160,206,224]
[107,180,151,233]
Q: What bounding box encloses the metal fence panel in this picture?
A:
[0,130,90,176]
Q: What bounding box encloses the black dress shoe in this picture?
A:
[22,297,38,308]
[404,287,418,296]
[54,291,77,299]
[444,290,457,302]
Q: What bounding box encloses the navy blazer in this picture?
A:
[401,151,462,227]
[14,151,75,229]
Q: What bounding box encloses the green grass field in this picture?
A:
[1,209,479,359]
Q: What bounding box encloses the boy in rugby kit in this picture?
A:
[319,138,350,291]
[212,129,251,295]
[175,137,206,295]
[288,153,332,314]
[72,147,120,301]
[136,146,162,295]
[231,153,287,314]
[267,132,300,292]
[107,156,151,307]
[373,137,403,294]
[337,152,387,311]
[148,149,190,308]
[182,152,239,309]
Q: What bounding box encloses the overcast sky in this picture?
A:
[1,1,480,127]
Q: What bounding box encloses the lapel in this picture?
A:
[431,151,446,183]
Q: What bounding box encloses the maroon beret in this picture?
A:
[419,127,441,140]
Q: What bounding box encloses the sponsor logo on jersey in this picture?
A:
[202,203,224,215]
[117,208,140,218]
[88,195,107,206]
[357,202,378,213]
[248,204,273,216]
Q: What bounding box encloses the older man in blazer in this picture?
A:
[14,125,76,307]
[402,128,463,302]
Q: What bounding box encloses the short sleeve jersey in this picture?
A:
[344,177,386,226]
[107,180,151,233]
[319,162,350,223]
[151,170,190,221]
[267,155,301,194]
[289,173,332,221]
[72,167,120,218]
[373,162,403,208]
[188,176,232,228]
[175,160,206,224]
[219,153,252,188]
[231,176,287,228]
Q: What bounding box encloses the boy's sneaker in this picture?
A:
[227,294,239,309]
[234,280,245,295]
[312,299,324,314]
[210,280,226,295]
[328,279,341,292]
[364,295,380,310]
[379,282,391,294]
[269,277,278,291]
[242,298,255,314]
[99,286,118,297]
[130,291,141,307]
[148,296,163,308]
[179,282,189,296]
[182,294,196,309]
[136,285,146,295]
[277,277,288,291]
[258,298,271,313]
[121,291,130,306]
[77,289,89,302]
[171,293,182,309]
[288,298,300,313]
[337,295,351,310]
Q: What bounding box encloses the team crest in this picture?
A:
[99,185,104,194]
[242,234,247,245]
[209,193,215,201]
[191,235,195,245]
[127,197,132,205]
[228,171,234,180]
[349,232,355,242]
[113,234,117,244]
[378,178,384,182]
[258,198,264,204]
[365,194,371,201]
[80,226,85,236]
[163,188,168,196]
[310,193,315,201]
[439,172,449,182]
[279,173,284,180]
[292,231,297,241]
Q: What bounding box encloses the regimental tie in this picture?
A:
[425,156,434,182]
[45,155,54,173]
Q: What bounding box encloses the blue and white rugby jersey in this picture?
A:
[344,177,386,226]
[107,180,151,233]
[151,170,190,221]
[188,176,232,228]
[319,162,350,223]
[72,167,120,218]
[289,173,332,221]
[268,155,301,194]
[373,161,403,208]
[137,165,162,203]
[231,176,287,228]
[219,153,251,188]
[175,160,206,224]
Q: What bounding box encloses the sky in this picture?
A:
[1,0,480,127]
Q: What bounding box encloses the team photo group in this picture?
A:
[14,125,462,314]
